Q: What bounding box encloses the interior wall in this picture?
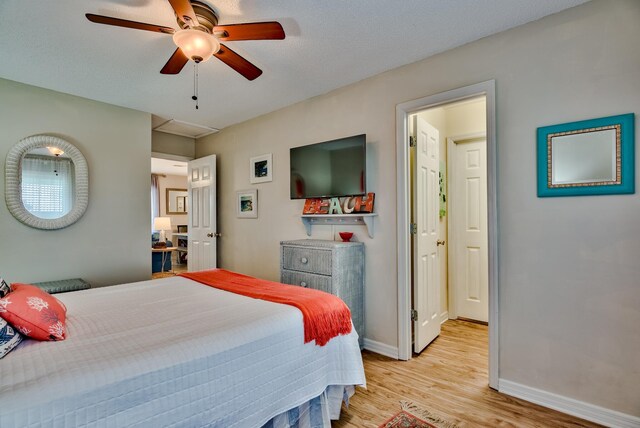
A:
[157,174,188,233]
[443,99,487,138]
[0,78,151,287]
[196,0,640,416]
[152,131,195,159]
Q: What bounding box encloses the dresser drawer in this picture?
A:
[280,239,364,348]
[281,270,332,294]
[282,246,332,275]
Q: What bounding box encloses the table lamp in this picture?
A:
[153,217,172,248]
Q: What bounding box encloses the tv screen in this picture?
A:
[290,134,366,199]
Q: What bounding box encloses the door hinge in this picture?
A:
[409,136,416,148]
[411,309,418,321]
[410,223,417,235]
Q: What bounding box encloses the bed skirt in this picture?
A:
[262,385,355,428]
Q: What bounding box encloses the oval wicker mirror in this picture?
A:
[5,135,89,230]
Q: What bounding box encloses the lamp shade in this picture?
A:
[172,29,220,63]
[153,216,172,231]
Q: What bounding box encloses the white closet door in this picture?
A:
[452,139,488,322]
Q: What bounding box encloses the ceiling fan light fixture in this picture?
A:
[46,146,64,156]
[172,29,219,63]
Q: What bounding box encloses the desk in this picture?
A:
[152,247,177,273]
[171,233,188,265]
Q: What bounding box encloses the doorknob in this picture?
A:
[207,233,213,238]
[214,232,222,238]
[437,240,445,246]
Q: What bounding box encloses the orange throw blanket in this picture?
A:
[180,269,352,346]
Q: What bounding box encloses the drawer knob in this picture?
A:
[300,281,307,287]
[301,257,308,264]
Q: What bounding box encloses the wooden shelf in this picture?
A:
[301,213,377,238]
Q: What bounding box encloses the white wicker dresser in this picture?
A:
[280,239,364,347]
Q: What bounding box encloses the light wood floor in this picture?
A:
[334,320,601,428]
[151,259,188,279]
[172,264,188,274]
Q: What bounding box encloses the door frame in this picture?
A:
[396,80,499,389]
[446,132,487,321]
[151,152,194,162]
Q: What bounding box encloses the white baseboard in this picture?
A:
[440,311,449,324]
[363,338,399,359]
[499,379,640,428]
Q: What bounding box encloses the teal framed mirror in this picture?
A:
[537,113,635,197]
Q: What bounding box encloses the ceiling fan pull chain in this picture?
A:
[192,63,199,110]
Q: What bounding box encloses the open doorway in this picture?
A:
[151,156,189,277]
[396,80,498,389]
[409,96,488,353]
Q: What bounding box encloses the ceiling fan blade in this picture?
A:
[160,48,189,74]
[214,44,262,81]
[214,22,285,41]
[86,14,175,34]
[167,0,200,27]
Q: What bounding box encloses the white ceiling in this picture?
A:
[0,0,586,131]
[151,157,188,176]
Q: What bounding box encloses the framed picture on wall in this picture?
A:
[249,153,273,184]
[236,189,258,218]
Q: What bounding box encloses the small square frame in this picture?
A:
[236,189,258,218]
[250,153,273,184]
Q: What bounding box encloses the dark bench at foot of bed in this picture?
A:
[33,278,91,294]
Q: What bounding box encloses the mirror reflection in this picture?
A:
[21,147,76,219]
[550,128,619,187]
[166,188,188,214]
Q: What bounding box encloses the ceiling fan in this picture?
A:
[86,0,285,81]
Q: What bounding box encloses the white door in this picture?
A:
[413,116,441,353]
[450,138,488,322]
[188,155,217,271]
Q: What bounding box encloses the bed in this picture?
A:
[0,274,365,427]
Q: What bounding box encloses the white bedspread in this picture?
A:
[0,276,365,427]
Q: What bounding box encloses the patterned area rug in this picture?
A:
[379,402,459,428]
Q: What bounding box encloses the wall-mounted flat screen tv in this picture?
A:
[290,134,366,199]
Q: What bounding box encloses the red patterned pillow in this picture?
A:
[0,283,67,341]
